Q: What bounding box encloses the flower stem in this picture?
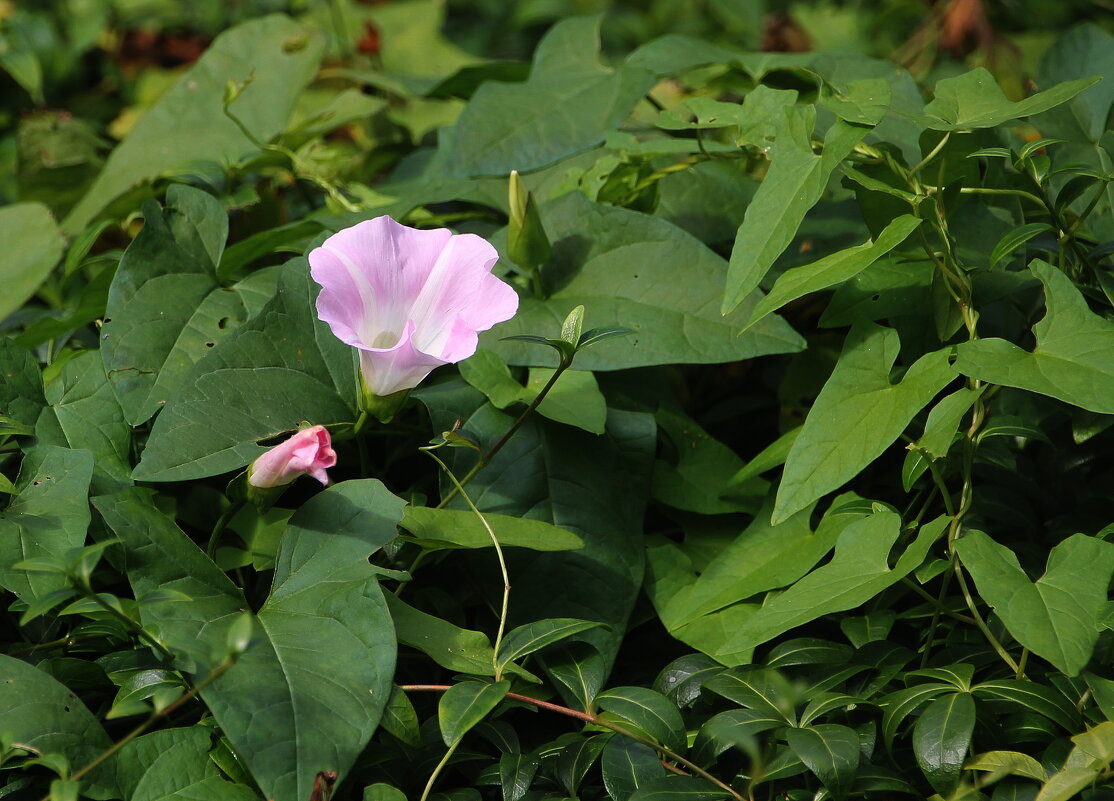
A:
[437,359,571,509]
[206,499,245,560]
[77,581,177,666]
[418,739,461,801]
[422,451,510,679]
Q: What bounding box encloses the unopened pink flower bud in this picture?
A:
[247,425,336,489]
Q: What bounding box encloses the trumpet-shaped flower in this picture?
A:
[248,425,336,489]
[309,217,519,401]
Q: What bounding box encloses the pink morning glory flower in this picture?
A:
[308,217,519,404]
[248,425,336,489]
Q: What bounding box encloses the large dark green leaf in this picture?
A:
[0,654,114,798]
[0,202,66,321]
[133,258,356,482]
[774,323,955,523]
[486,194,804,371]
[112,727,257,801]
[98,481,404,801]
[955,261,1114,414]
[955,531,1114,676]
[439,681,510,746]
[0,446,93,604]
[101,185,278,425]
[35,352,131,494]
[912,692,975,795]
[0,337,45,427]
[63,15,324,234]
[208,480,402,801]
[94,488,245,670]
[446,16,654,176]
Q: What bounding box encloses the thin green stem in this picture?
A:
[423,451,510,679]
[77,582,177,666]
[910,132,951,177]
[900,578,976,625]
[39,658,235,800]
[1015,648,1029,680]
[400,685,745,801]
[953,560,1020,674]
[206,499,245,560]
[419,740,462,801]
[953,186,1047,208]
[1068,180,1110,233]
[437,359,572,509]
[326,0,353,62]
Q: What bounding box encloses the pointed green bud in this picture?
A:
[506,170,552,270]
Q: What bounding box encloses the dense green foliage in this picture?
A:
[3,2,1114,800]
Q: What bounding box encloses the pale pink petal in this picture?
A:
[357,321,449,396]
[309,216,519,398]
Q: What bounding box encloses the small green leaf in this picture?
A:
[988,222,1054,269]
[596,687,686,752]
[742,215,921,332]
[363,784,408,801]
[913,692,976,795]
[913,386,985,459]
[965,751,1047,782]
[379,686,420,747]
[499,752,539,801]
[385,594,532,680]
[628,775,731,801]
[399,506,583,552]
[496,619,605,674]
[439,681,511,746]
[880,683,952,750]
[600,738,666,801]
[723,111,869,314]
[703,668,798,726]
[786,724,861,799]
